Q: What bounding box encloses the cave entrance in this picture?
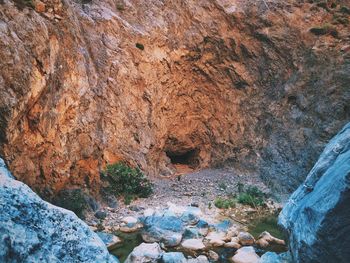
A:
[166,149,199,171]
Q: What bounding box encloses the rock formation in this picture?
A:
[0,0,349,197]
[279,122,350,263]
[0,158,118,263]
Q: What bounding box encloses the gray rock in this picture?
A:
[232,246,260,263]
[125,242,163,263]
[279,122,350,263]
[161,252,187,263]
[0,159,118,263]
[96,232,122,250]
[95,210,108,220]
[259,252,292,263]
[187,255,209,263]
[141,215,185,247]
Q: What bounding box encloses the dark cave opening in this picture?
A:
[166,149,199,168]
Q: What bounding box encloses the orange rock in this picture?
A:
[35,1,46,13]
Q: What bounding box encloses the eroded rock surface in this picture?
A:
[279,122,350,263]
[0,0,349,197]
[0,158,118,263]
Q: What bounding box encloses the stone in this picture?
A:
[279,122,350,263]
[125,242,163,263]
[206,231,226,247]
[162,252,187,263]
[232,247,260,263]
[34,1,46,13]
[238,232,255,246]
[208,250,219,261]
[214,220,232,232]
[181,239,206,250]
[224,241,241,249]
[259,252,292,263]
[96,232,122,250]
[187,255,210,263]
[0,160,118,263]
[180,207,200,225]
[141,215,184,247]
[120,216,140,232]
[224,225,239,241]
[95,210,107,220]
[256,231,285,249]
[196,219,209,236]
[183,226,201,239]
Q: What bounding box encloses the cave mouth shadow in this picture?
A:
[165,149,199,169]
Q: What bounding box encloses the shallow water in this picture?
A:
[248,213,287,254]
[110,231,143,262]
[111,214,286,262]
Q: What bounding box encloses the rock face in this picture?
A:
[0,0,349,196]
[279,122,350,263]
[0,158,118,263]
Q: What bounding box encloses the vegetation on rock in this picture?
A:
[102,162,153,204]
[214,184,266,209]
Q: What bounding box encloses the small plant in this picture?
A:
[102,162,153,204]
[116,3,125,11]
[136,43,145,50]
[236,182,244,193]
[124,194,133,205]
[340,6,350,14]
[214,197,236,209]
[237,186,265,207]
[218,181,227,190]
[309,23,338,37]
[13,0,34,9]
[208,202,212,209]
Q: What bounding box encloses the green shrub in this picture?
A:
[237,186,265,207]
[218,181,227,190]
[214,197,236,209]
[340,6,350,14]
[13,0,34,9]
[136,43,145,50]
[102,162,153,204]
[309,23,338,37]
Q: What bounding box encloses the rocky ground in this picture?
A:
[84,168,285,262]
[85,168,282,230]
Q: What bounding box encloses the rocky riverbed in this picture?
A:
[84,171,287,263]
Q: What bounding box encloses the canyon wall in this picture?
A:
[0,0,349,197]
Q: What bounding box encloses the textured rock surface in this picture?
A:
[279,122,350,263]
[0,0,349,196]
[232,246,260,263]
[0,158,118,263]
[124,242,163,263]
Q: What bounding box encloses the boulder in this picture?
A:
[256,231,285,249]
[208,250,219,261]
[180,208,200,225]
[232,247,260,263]
[162,252,187,263]
[259,252,292,263]
[0,159,118,263]
[279,122,350,263]
[238,232,255,246]
[187,255,210,263]
[120,216,142,233]
[205,231,226,247]
[96,232,122,250]
[141,215,184,247]
[181,239,206,250]
[125,242,163,263]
